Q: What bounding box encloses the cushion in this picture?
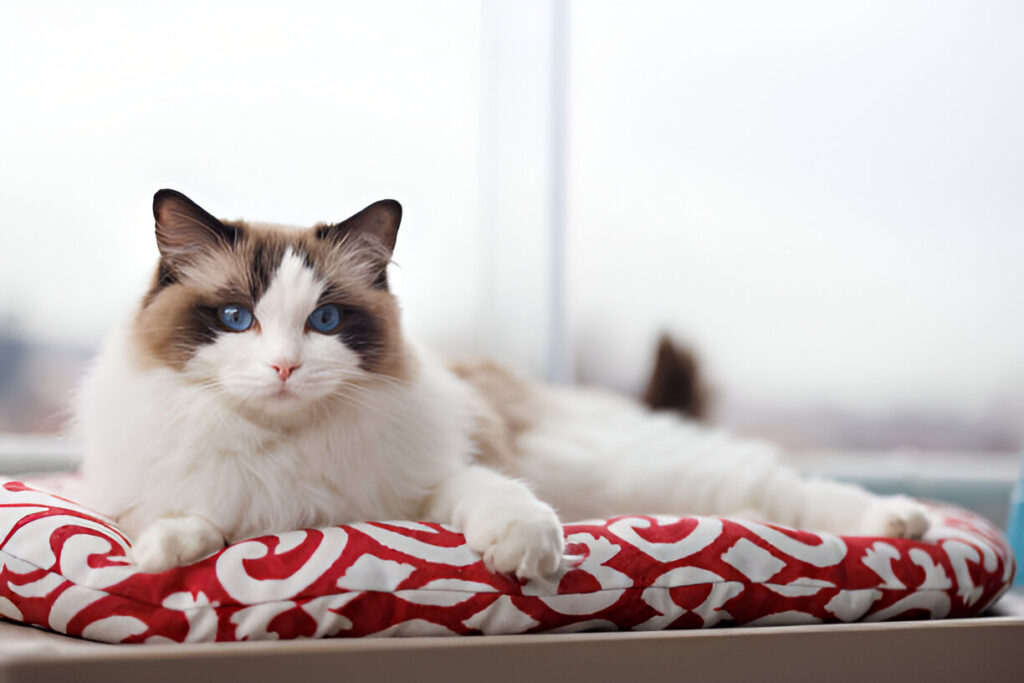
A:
[0,478,1014,643]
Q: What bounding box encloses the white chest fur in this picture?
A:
[77,333,475,542]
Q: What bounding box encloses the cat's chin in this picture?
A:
[228,386,331,424]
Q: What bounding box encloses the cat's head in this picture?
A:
[133,189,407,420]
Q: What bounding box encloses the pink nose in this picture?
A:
[271,363,301,381]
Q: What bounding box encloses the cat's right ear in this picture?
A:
[153,189,240,267]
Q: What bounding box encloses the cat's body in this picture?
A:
[76,191,928,577]
[78,327,473,542]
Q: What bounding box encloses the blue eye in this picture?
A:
[308,304,341,333]
[218,304,254,332]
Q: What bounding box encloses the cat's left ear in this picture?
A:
[318,199,401,253]
[317,199,402,287]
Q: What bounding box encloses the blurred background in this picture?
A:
[1,1,1021,517]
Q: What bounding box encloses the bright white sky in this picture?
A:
[1,1,1022,423]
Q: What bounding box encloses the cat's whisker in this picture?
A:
[329,390,402,424]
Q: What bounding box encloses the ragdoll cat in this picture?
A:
[75,190,929,577]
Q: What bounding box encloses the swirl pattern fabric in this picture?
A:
[0,479,1013,643]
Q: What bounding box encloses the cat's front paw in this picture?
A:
[463,505,565,581]
[128,515,226,573]
[859,496,930,539]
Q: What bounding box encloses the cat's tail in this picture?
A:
[642,334,709,421]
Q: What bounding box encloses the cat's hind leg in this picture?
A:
[855,494,931,538]
[755,467,930,539]
[517,424,929,539]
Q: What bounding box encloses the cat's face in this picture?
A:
[133,190,407,420]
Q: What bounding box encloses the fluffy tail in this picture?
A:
[642,334,709,420]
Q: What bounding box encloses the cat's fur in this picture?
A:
[76,190,929,577]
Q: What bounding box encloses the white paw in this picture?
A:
[859,496,930,539]
[462,505,565,581]
[128,515,226,573]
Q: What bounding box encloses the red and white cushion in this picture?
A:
[0,478,1013,643]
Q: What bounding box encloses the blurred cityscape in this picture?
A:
[0,322,1017,455]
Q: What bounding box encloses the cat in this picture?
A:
[75,190,929,578]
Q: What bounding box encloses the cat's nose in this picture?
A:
[271,362,301,381]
